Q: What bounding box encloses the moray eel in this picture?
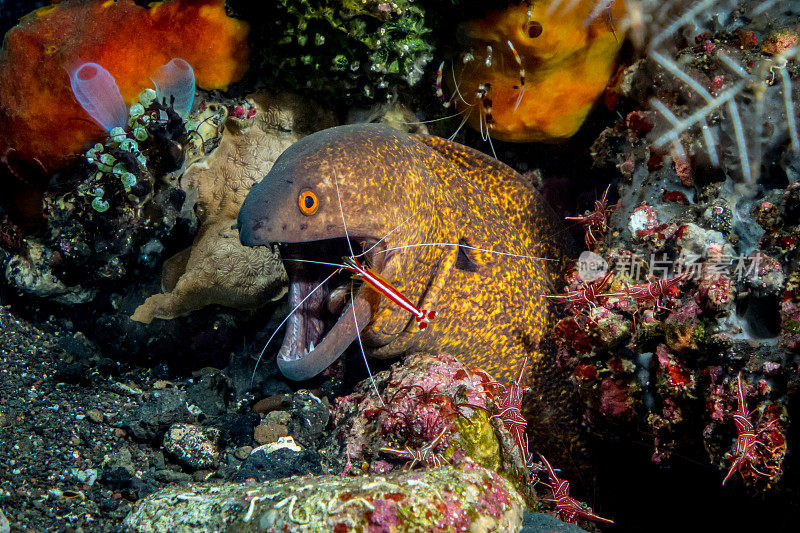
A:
[239,123,574,446]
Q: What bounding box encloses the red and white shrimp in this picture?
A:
[342,255,436,330]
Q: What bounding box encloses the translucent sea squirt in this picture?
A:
[151,58,196,119]
[69,62,128,131]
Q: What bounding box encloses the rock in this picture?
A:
[153,469,192,484]
[86,409,104,424]
[287,390,329,447]
[253,422,288,445]
[234,446,252,461]
[125,460,524,532]
[118,389,191,441]
[521,512,588,532]
[232,445,322,482]
[675,223,734,259]
[4,241,97,304]
[151,451,166,470]
[264,410,291,425]
[208,412,259,448]
[100,449,136,489]
[329,353,524,484]
[0,506,9,533]
[252,394,291,414]
[71,468,98,486]
[185,369,232,417]
[162,424,220,470]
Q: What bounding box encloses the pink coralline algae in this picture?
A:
[600,378,634,421]
[369,499,401,531]
[655,344,695,396]
[697,271,733,309]
[330,352,516,478]
[781,293,800,351]
[664,300,704,353]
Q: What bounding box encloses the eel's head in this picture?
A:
[238,124,428,381]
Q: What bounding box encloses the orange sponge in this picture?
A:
[449,0,626,142]
[0,0,249,184]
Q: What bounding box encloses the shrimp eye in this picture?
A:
[524,21,543,38]
[298,189,319,215]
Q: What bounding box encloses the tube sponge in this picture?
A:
[152,58,195,119]
[69,62,128,131]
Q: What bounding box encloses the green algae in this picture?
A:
[452,408,501,472]
[236,0,435,103]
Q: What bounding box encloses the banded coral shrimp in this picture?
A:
[432,0,627,149]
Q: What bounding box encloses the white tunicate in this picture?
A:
[69,62,128,131]
[151,58,196,119]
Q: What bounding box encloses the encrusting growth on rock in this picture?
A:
[132,94,335,323]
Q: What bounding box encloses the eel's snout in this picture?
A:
[238,192,272,246]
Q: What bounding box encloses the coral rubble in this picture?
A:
[124,460,525,532]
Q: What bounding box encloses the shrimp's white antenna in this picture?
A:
[250,268,341,385]
[334,167,384,405]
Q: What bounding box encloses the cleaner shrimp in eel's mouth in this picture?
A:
[265,235,390,381]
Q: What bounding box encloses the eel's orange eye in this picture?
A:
[524,21,543,38]
[298,189,319,215]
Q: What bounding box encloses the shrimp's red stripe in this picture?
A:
[343,256,436,328]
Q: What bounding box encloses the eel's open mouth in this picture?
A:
[276,237,384,381]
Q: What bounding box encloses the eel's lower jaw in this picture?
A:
[277,294,372,381]
[275,238,381,381]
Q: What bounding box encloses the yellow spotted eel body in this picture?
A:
[238,123,576,453]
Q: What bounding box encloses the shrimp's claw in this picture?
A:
[416,308,437,330]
